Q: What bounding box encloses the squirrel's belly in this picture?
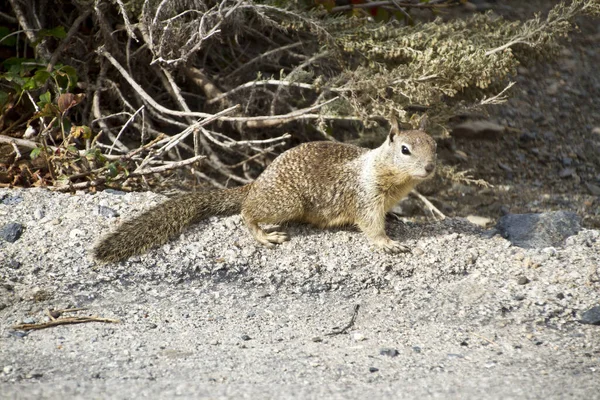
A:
[302,210,357,228]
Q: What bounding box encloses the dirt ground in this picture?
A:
[1,2,599,399]
[436,2,600,229]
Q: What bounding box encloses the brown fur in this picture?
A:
[93,129,436,262]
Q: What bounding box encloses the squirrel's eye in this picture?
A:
[401,145,411,155]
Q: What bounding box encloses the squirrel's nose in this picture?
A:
[425,163,435,174]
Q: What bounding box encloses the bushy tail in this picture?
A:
[93,185,251,263]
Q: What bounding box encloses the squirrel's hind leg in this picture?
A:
[241,211,290,248]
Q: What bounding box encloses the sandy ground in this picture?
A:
[1,188,599,399]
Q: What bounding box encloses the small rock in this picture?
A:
[546,82,560,95]
[368,367,379,373]
[104,189,126,195]
[22,318,36,324]
[514,294,526,301]
[33,209,45,220]
[452,120,505,140]
[591,127,600,136]
[412,346,422,353]
[498,162,513,172]
[412,248,425,256]
[517,276,530,285]
[69,229,85,239]
[561,157,573,166]
[585,183,600,196]
[147,323,158,329]
[496,211,581,249]
[1,195,23,205]
[380,348,399,357]
[0,223,24,243]
[240,334,251,341]
[464,0,493,11]
[97,206,119,218]
[352,332,366,342]
[9,331,29,339]
[3,365,13,374]
[556,293,565,300]
[466,215,492,227]
[312,337,323,343]
[25,371,43,379]
[519,132,537,142]
[580,306,600,325]
[559,168,575,178]
[8,260,21,269]
[543,131,555,141]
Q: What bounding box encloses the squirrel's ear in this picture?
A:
[388,115,400,143]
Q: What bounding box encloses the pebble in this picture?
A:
[412,346,422,353]
[97,205,119,218]
[519,132,537,142]
[412,248,425,256]
[452,120,504,139]
[580,306,600,325]
[69,229,85,239]
[561,157,573,166]
[496,211,581,249]
[312,337,323,343]
[3,365,13,374]
[1,194,23,205]
[368,367,379,373]
[25,371,43,379]
[33,209,45,220]
[379,348,399,357]
[498,162,513,172]
[1,222,24,243]
[240,334,251,341]
[559,168,575,178]
[352,333,366,341]
[466,215,492,227]
[517,276,530,285]
[585,183,600,196]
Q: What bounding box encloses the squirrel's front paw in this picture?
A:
[373,237,411,254]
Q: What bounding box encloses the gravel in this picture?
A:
[0,187,599,399]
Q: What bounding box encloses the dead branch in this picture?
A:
[326,304,361,336]
[12,308,119,331]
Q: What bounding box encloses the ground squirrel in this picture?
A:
[93,125,436,262]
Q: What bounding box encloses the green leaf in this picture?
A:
[32,69,52,87]
[38,26,67,40]
[39,90,52,105]
[0,26,17,47]
[30,147,42,159]
[3,57,38,75]
[55,65,78,90]
[0,90,9,109]
[61,118,72,135]
[107,162,118,177]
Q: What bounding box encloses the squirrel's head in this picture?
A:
[386,128,437,181]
